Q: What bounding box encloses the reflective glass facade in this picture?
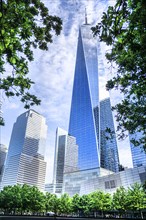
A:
[69,25,100,170]
[63,166,146,196]
[130,132,146,167]
[53,128,67,194]
[53,127,78,194]
[2,110,47,191]
[99,98,119,172]
[0,144,7,183]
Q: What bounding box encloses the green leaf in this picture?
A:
[10,57,16,64]
[1,29,5,35]
[0,0,62,124]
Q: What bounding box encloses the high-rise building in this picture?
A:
[0,101,4,125]
[53,127,78,194]
[0,144,7,183]
[1,110,47,191]
[69,24,100,171]
[68,24,119,172]
[130,132,146,167]
[99,98,119,172]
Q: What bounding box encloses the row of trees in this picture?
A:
[0,183,145,218]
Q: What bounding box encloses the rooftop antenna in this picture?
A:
[85,7,88,25]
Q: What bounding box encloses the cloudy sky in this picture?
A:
[1,0,133,183]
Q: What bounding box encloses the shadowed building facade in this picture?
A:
[1,110,47,191]
[99,98,119,172]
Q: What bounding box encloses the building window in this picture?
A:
[105,181,110,189]
[110,180,116,188]
[105,180,116,189]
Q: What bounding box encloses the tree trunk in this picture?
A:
[140,210,143,219]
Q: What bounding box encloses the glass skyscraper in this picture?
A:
[53,127,78,194]
[99,98,119,172]
[69,24,119,172]
[2,110,47,191]
[0,144,7,183]
[69,24,100,170]
[130,132,146,167]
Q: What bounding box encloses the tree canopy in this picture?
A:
[0,184,145,218]
[0,0,62,125]
[92,0,146,151]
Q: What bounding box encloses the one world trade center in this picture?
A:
[68,23,100,171]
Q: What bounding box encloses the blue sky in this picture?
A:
[1,0,132,183]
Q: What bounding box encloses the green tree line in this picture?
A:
[0,183,145,218]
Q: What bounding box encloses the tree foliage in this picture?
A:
[71,193,82,216]
[0,0,62,125]
[0,183,145,217]
[127,183,146,218]
[45,193,59,215]
[92,0,146,151]
[59,193,72,216]
[89,191,112,217]
[112,186,128,215]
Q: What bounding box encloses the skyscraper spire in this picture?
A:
[69,24,100,170]
[85,7,88,25]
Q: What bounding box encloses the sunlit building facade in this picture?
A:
[1,110,47,191]
[68,24,120,173]
[53,127,78,194]
[0,144,7,183]
[63,165,146,197]
[69,24,100,171]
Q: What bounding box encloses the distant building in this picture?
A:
[63,166,146,197]
[130,132,146,167]
[0,101,3,121]
[45,183,54,194]
[99,98,119,172]
[0,144,7,183]
[63,167,114,196]
[53,127,78,195]
[1,110,47,191]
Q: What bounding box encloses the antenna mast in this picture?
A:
[85,7,88,25]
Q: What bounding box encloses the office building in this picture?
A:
[99,98,119,172]
[45,183,54,194]
[53,127,78,195]
[63,167,114,196]
[63,165,146,197]
[61,23,122,196]
[1,110,47,191]
[130,132,146,167]
[68,23,119,173]
[0,144,7,183]
[69,24,100,171]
